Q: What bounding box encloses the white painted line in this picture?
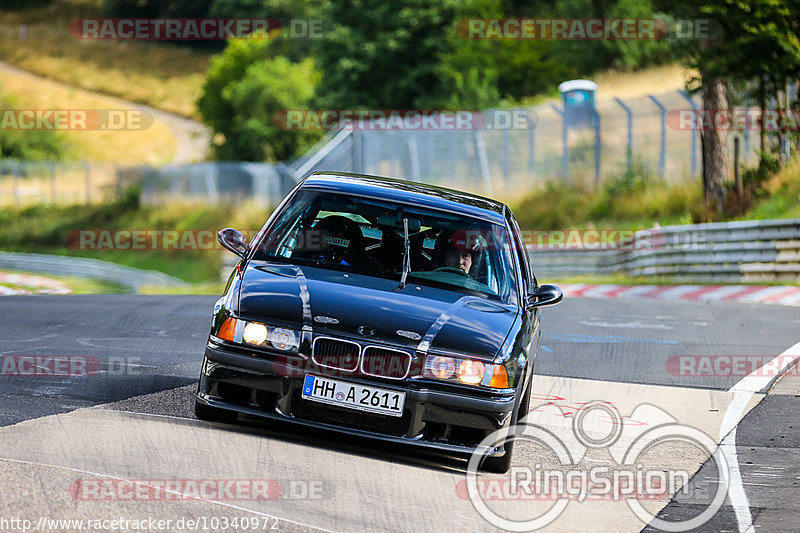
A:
[0,457,335,533]
[721,339,800,533]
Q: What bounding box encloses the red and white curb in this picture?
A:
[0,272,72,295]
[559,283,800,307]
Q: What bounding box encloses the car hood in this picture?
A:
[237,262,518,361]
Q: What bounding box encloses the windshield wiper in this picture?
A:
[395,217,410,291]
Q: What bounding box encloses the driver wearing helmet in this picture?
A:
[434,230,487,277]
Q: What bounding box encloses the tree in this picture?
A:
[700,75,728,212]
[197,39,322,161]
[660,0,800,211]
[314,0,498,109]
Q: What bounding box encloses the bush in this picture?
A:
[198,39,322,161]
[0,95,66,160]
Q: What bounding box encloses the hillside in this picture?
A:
[0,0,210,119]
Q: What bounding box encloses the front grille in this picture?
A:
[361,346,412,379]
[291,391,410,436]
[312,337,360,372]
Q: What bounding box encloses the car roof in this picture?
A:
[300,172,507,225]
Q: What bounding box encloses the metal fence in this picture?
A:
[284,89,765,198]
[529,218,800,283]
[0,89,773,205]
[0,160,124,206]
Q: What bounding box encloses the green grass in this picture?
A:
[512,176,703,231]
[512,155,800,231]
[0,191,272,283]
[138,281,226,295]
[741,158,800,220]
[0,0,210,118]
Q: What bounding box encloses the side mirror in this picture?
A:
[218,228,250,259]
[527,284,563,309]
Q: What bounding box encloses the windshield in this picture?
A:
[252,190,518,304]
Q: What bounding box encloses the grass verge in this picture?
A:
[0,190,272,283]
[0,0,210,119]
[0,68,177,164]
[512,155,800,231]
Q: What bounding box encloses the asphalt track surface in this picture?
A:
[0,294,798,532]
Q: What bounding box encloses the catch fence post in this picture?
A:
[549,104,568,178]
[593,108,601,185]
[678,90,698,176]
[613,97,633,171]
[647,95,667,178]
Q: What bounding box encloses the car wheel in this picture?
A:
[194,400,238,424]
[480,380,531,474]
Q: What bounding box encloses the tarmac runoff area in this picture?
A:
[0,295,798,531]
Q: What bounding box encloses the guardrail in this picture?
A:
[0,252,186,292]
[529,218,800,283]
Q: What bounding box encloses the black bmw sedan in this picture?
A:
[195,172,562,472]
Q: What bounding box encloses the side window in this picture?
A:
[507,213,532,291]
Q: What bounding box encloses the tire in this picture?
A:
[194,400,238,424]
[480,379,532,474]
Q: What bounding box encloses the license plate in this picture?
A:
[301,375,406,417]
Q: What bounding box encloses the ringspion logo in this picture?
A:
[465,402,729,531]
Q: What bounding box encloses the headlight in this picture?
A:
[424,355,509,388]
[269,328,297,351]
[212,318,299,352]
[428,356,456,379]
[458,360,484,385]
[243,322,268,345]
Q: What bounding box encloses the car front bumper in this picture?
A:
[196,342,518,457]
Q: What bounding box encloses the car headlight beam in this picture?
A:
[214,317,298,352]
[242,322,269,345]
[424,355,508,388]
